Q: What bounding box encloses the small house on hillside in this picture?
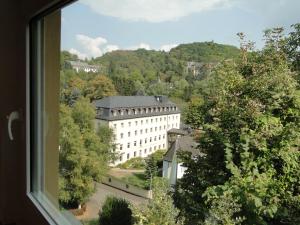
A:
[162,134,198,185]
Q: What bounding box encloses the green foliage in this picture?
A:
[175,29,300,225]
[89,42,239,99]
[72,97,95,131]
[144,150,166,181]
[131,177,183,225]
[59,100,115,207]
[99,196,132,225]
[59,104,95,207]
[169,42,240,63]
[81,219,99,225]
[118,157,146,169]
[284,23,300,82]
[85,75,117,101]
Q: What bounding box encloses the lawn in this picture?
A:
[81,219,98,225]
[120,172,149,190]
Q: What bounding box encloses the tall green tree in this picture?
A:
[59,98,116,207]
[132,178,183,225]
[175,30,300,225]
[85,75,117,101]
[59,104,94,208]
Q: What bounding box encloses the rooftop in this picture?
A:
[163,136,199,162]
[95,96,176,109]
[95,96,180,121]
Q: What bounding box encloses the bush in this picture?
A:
[118,157,146,169]
[145,150,166,179]
[99,196,132,225]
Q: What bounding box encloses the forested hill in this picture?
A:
[61,42,240,102]
[169,42,240,62]
[88,42,240,98]
[92,42,240,75]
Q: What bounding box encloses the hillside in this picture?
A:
[92,42,239,86]
[169,42,240,62]
[62,42,240,101]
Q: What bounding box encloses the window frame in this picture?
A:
[26,1,83,225]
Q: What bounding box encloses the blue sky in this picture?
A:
[61,0,300,59]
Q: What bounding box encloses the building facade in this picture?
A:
[65,60,100,73]
[94,96,181,165]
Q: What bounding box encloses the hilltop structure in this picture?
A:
[65,60,100,73]
[95,96,181,164]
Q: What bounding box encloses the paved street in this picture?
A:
[78,183,149,220]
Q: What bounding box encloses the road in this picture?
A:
[78,182,149,220]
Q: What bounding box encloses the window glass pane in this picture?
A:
[30,1,183,224]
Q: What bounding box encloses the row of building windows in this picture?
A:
[120,125,177,138]
[113,115,179,129]
[111,106,178,117]
[119,135,166,150]
[119,144,165,161]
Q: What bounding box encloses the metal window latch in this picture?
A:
[7,110,22,141]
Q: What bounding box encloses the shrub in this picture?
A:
[118,157,146,169]
[99,196,132,225]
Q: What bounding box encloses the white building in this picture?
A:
[66,60,100,73]
[94,96,181,165]
[163,134,198,185]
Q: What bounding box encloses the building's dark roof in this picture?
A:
[95,96,180,121]
[94,96,176,109]
[167,128,188,135]
[163,136,199,162]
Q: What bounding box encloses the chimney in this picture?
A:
[155,95,162,102]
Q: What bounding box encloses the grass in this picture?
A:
[120,172,149,190]
[81,219,98,225]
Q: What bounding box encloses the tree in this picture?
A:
[85,75,117,101]
[284,23,300,82]
[132,178,183,225]
[99,196,132,225]
[174,30,300,225]
[72,97,95,131]
[59,104,94,208]
[59,98,115,207]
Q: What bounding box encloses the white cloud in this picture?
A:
[160,44,178,52]
[128,43,152,50]
[76,34,107,57]
[69,48,88,60]
[104,44,120,53]
[79,0,231,23]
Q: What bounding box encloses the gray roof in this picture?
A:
[94,96,176,109]
[95,96,180,121]
[167,128,188,135]
[67,60,99,69]
[163,136,199,162]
